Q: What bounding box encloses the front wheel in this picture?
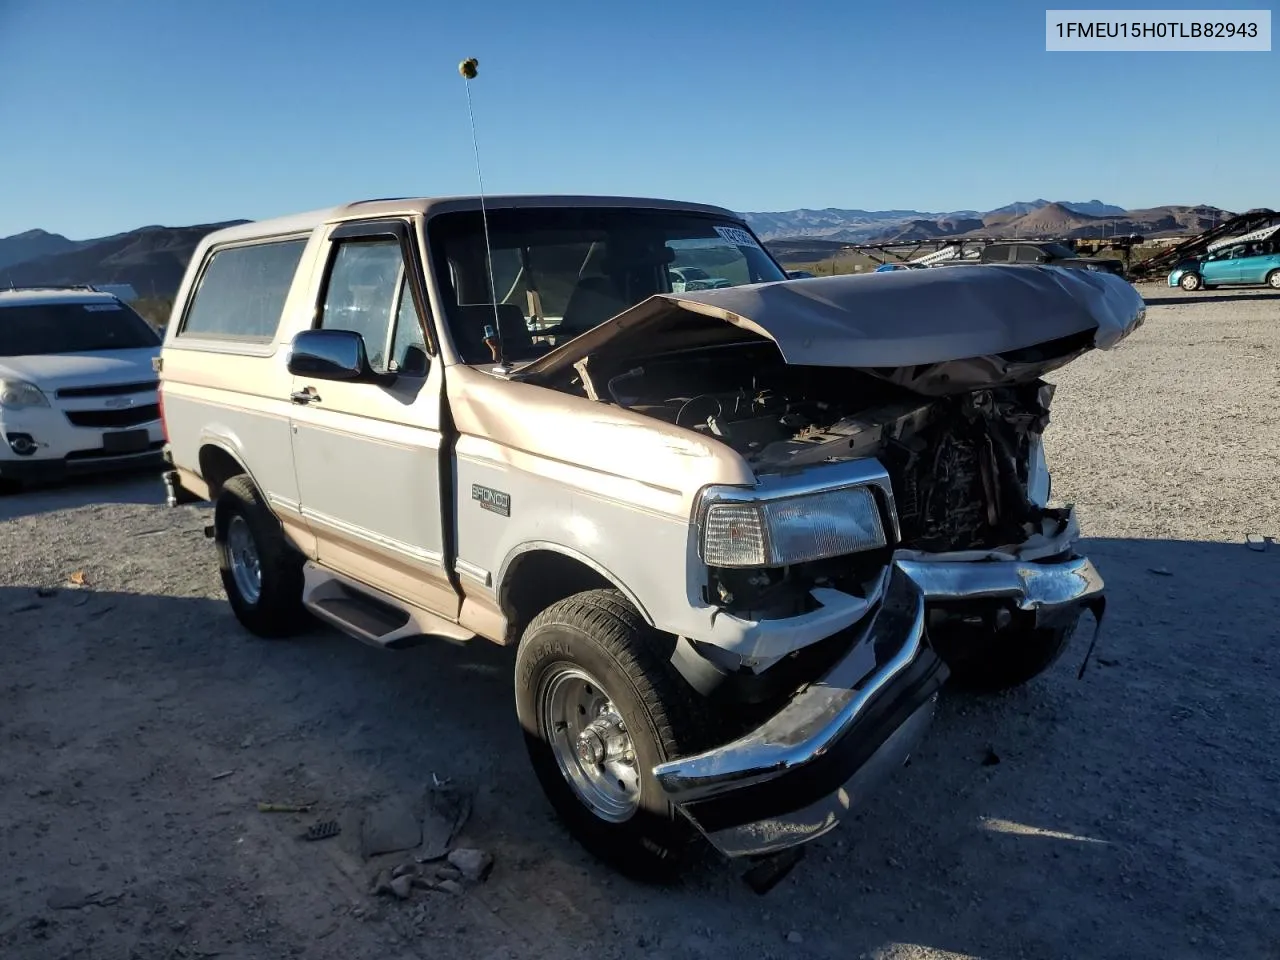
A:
[1267,270,1280,290]
[514,589,717,880]
[214,475,308,638]
[931,616,1078,692]
[1179,272,1203,291]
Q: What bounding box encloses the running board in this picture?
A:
[301,562,474,648]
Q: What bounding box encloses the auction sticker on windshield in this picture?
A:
[714,225,763,250]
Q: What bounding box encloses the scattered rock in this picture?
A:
[389,875,413,900]
[392,862,418,879]
[435,879,465,896]
[981,748,1001,766]
[786,930,804,944]
[369,870,392,896]
[447,848,493,883]
[1245,534,1269,552]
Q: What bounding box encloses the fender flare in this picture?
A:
[495,540,655,626]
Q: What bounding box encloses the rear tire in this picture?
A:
[932,617,1078,693]
[214,474,308,638]
[1267,270,1280,290]
[514,589,718,881]
[1179,272,1203,291]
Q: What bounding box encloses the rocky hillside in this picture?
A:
[741,199,1233,243]
[0,221,247,298]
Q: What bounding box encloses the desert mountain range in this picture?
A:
[0,200,1238,299]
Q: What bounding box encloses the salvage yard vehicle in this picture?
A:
[0,286,165,488]
[1168,227,1280,291]
[973,240,1129,278]
[157,196,1143,878]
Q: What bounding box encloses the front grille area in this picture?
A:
[65,404,161,428]
[55,380,158,399]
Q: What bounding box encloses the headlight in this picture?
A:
[0,379,50,410]
[701,485,887,568]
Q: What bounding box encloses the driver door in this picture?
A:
[288,218,459,619]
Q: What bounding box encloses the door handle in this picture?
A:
[290,387,321,405]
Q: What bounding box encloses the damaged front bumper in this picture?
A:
[653,564,948,858]
[895,553,1104,630]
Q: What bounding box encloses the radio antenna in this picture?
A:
[458,57,505,368]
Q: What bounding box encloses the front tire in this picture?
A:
[932,616,1078,693]
[514,589,716,881]
[214,474,308,638]
[1179,272,1203,291]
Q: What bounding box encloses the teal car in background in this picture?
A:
[1169,233,1280,291]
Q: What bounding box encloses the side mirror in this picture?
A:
[288,329,380,382]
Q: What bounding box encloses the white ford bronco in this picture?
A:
[158,196,1142,879]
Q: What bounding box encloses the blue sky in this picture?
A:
[0,0,1275,238]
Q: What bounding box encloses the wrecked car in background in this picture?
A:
[157,197,1144,880]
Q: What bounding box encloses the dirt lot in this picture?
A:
[2,286,1278,960]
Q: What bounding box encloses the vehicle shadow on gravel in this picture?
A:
[1141,290,1280,306]
[1,535,1276,960]
[0,470,173,522]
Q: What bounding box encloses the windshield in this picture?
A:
[0,300,161,357]
[428,207,786,364]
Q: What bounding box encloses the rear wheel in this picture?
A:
[1267,270,1280,290]
[1179,272,1203,291]
[931,615,1079,692]
[214,474,308,638]
[514,589,717,881]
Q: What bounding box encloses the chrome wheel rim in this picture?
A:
[539,665,640,822]
[1270,274,1280,289]
[226,515,262,605]
[1181,274,1198,290]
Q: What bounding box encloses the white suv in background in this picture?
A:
[0,287,165,488]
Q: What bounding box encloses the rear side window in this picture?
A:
[180,238,307,340]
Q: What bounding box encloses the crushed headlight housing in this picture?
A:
[702,485,886,568]
[0,380,50,410]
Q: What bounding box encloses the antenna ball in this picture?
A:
[459,58,478,79]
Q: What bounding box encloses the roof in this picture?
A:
[196,194,744,249]
[0,288,123,309]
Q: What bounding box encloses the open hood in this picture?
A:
[513,264,1145,395]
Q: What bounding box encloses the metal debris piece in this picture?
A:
[742,846,805,895]
[303,820,341,842]
[257,801,313,813]
[1147,567,1173,576]
[210,770,234,781]
[47,886,102,910]
[418,785,471,861]
[361,799,422,859]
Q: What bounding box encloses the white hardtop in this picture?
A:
[195,194,745,249]
[0,288,124,309]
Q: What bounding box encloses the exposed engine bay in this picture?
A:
[571,340,1063,557]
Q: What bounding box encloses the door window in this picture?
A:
[320,238,429,376]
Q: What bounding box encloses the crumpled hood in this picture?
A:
[0,348,160,392]
[514,264,1145,391]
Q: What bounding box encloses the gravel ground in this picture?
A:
[1,285,1278,960]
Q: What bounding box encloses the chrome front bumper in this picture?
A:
[654,565,947,858]
[895,553,1105,628]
